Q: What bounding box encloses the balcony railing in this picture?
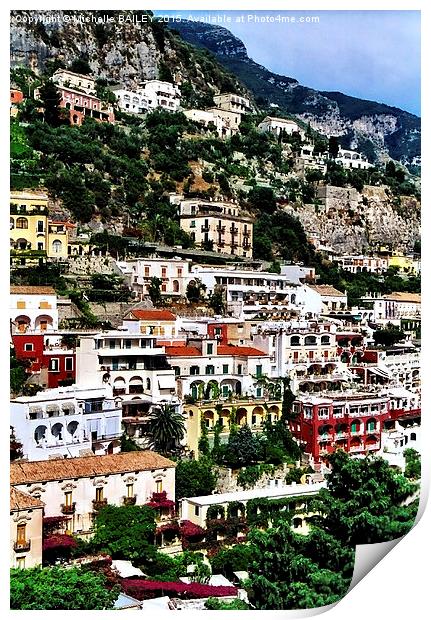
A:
[123,495,137,506]
[14,540,31,552]
[61,502,76,515]
[92,499,108,511]
[201,225,210,232]
[349,446,364,453]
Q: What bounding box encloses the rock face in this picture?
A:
[10,10,243,95]
[168,19,420,168]
[287,185,420,254]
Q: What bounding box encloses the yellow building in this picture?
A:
[185,398,282,455]
[388,254,419,275]
[10,488,44,569]
[10,191,74,265]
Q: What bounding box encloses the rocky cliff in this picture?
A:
[168,19,420,168]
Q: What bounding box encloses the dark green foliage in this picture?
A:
[37,80,64,127]
[253,211,315,264]
[147,403,186,454]
[10,352,29,396]
[328,136,339,158]
[209,544,253,577]
[208,287,226,315]
[120,433,142,452]
[175,457,217,501]
[88,273,131,302]
[10,566,119,610]
[205,597,249,609]
[247,186,277,214]
[91,504,156,563]
[148,277,163,307]
[186,278,206,303]
[373,325,406,347]
[223,425,262,467]
[404,448,421,480]
[10,426,23,461]
[70,58,91,75]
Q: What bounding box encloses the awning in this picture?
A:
[129,378,143,386]
[158,376,176,390]
[368,367,390,378]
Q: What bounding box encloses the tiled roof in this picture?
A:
[383,292,421,303]
[308,285,346,297]
[217,345,266,357]
[10,487,44,511]
[10,286,56,296]
[165,346,201,357]
[129,310,177,321]
[10,451,175,485]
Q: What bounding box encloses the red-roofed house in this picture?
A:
[123,309,179,341]
[165,336,271,401]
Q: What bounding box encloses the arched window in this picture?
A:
[410,432,417,441]
[321,335,330,345]
[305,336,317,346]
[291,336,300,347]
[291,293,296,304]
[173,280,180,293]
[52,240,62,254]
[16,217,28,229]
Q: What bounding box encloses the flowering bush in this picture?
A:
[43,534,77,552]
[121,578,237,600]
[180,520,206,539]
[145,491,176,510]
[42,516,69,535]
[155,522,180,540]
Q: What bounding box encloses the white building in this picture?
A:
[115,257,193,299]
[142,80,181,112]
[294,144,327,176]
[192,265,322,319]
[165,337,271,400]
[258,116,304,138]
[75,321,179,419]
[184,108,238,139]
[251,320,352,390]
[10,286,59,333]
[334,149,373,170]
[10,451,176,537]
[279,265,317,284]
[336,255,389,274]
[52,69,96,95]
[307,285,348,313]
[111,87,149,114]
[10,384,122,461]
[378,420,421,471]
[360,292,421,325]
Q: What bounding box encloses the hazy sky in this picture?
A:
[155,10,421,116]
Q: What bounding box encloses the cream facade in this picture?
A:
[258,116,304,138]
[213,93,251,115]
[116,258,192,299]
[52,69,96,94]
[335,149,373,170]
[308,285,348,313]
[336,255,389,274]
[179,199,253,258]
[142,80,181,112]
[10,488,44,569]
[10,452,176,537]
[184,108,238,138]
[10,286,59,333]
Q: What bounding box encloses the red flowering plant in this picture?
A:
[42,515,69,536]
[121,578,237,600]
[145,491,176,515]
[42,533,77,565]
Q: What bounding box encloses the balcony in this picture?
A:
[350,430,363,436]
[216,225,226,233]
[349,446,364,453]
[92,499,108,511]
[14,540,31,552]
[201,225,210,232]
[61,502,76,515]
[230,227,239,235]
[334,432,348,439]
[123,495,137,506]
[318,434,333,442]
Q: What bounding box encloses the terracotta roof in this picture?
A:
[10,451,175,485]
[10,487,44,511]
[129,310,177,321]
[217,345,267,357]
[165,346,201,357]
[383,292,421,303]
[308,285,346,297]
[10,286,56,296]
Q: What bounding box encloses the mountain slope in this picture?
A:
[166,20,420,167]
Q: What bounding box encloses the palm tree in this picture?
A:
[147,403,185,455]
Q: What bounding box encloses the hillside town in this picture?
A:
[9,11,421,612]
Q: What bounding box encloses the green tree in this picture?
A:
[404,448,421,480]
[148,276,163,307]
[70,58,92,75]
[205,597,249,610]
[175,456,217,501]
[120,432,142,452]
[37,80,63,127]
[373,325,406,347]
[198,416,211,457]
[186,278,206,303]
[209,544,253,577]
[328,136,339,159]
[208,286,226,315]
[10,352,29,396]
[91,504,156,563]
[248,186,277,214]
[223,424,262,467]
[10,426,23,461]
[147,403,185,454]
[316,450,419,545]
[10,566,119,610]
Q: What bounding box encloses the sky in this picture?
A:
[154,10,421,116]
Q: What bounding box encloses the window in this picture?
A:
[161,267,167,278]
[206,365,215,375]
[190,366,200,376]
[207,343,213,355]
[127,483,134,498]
[16,217,28,229]
[144,266,150,277]
[109,340,115,349]
[256,365,263,377]
[37,220,44,233]
[65,357,74,371]
[194,505,200,516]
[64,491,72,507]
[24,343,33,352]
[16,300,26,309]
[125,339,132,349]
[156,480,163,494]
[16,557,26,569]
[146,378,151,390]
[16,523,26,543]
[173,366,180,376]
[95,487,104,502]
[222,364,229,374]
[256,387,262,397]
[237,364,243,375]
[49,358,59,372]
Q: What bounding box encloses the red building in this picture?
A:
[207,322,229,345]
[57,86,115,125]
[336,332,364,364]
[289,392,421,468]
[12,334,75,388]
[10,89,24,105]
